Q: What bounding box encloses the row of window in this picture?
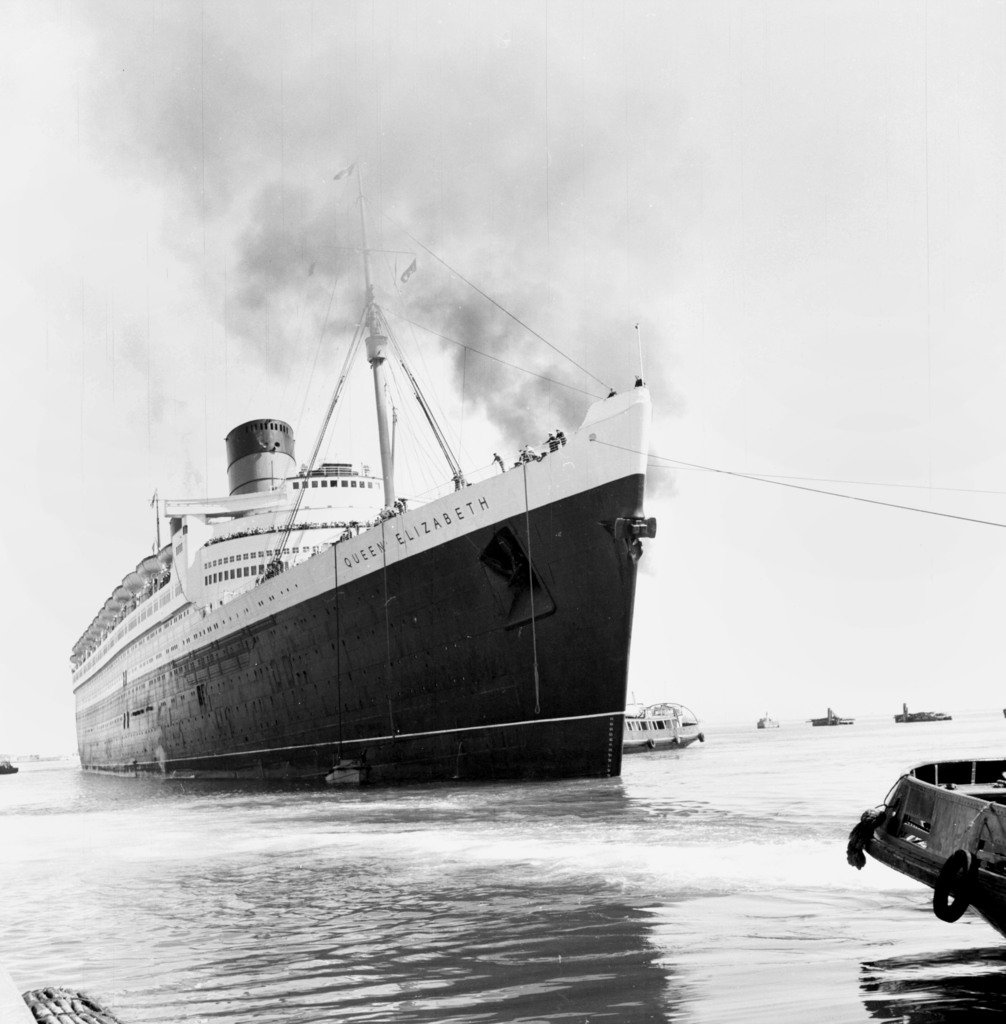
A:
[626,720,670,731]
[206,547,315,569]
[203,544,323,586]
[206,564,272,585]
[247,421,289,434]
[291,478,378,490]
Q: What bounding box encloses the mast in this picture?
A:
[356,166,396,507]
[150,490,161,551]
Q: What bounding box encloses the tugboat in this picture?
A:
[809,707,854,727]
[848,756,1006,938]
[756,713,779,730]
[623,703,705,752]
[0,758,18,775]
[894,702,952,723]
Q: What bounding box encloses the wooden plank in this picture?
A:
[0,964,33,1024]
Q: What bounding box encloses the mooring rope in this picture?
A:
[380,518,395,734]
[522,461,541,715]
[334,545,342,761]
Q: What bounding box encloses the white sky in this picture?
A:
[2,0,1006,753]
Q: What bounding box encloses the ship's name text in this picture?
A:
[342,496,490,568]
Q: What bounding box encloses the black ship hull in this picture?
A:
[77,473,645,784]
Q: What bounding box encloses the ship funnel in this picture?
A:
[225,419,296,495]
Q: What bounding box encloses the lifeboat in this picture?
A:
[124,571,146,595]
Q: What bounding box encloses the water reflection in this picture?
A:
[5,767,694,1023]
[861,947,1006,1022]
[126,882,688,1022]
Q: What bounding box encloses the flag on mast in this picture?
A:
[332,162,356,181]
[400,258,418,283]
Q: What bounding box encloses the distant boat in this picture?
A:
[894,702,952,724]
[757,713,779,730]
[623,702,705,752]
[809,707,854,727]
[0,759,18,775]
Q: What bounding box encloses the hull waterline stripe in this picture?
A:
[96,708,626,769]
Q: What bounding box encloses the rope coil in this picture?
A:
[847,807,887,869]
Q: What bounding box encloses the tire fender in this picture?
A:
[933,849,976,923]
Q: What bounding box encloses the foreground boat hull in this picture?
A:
[852,762,1006,939]
[866,829,1006,938]
[76,474,643,784]
[623,734,702,753]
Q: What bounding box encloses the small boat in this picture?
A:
[756,713,779,730]
[0,759,18,775]
[894,702,952,723]
[324,759,366,785]
[809,707,854,727]
[848,756,1006,938]
[623,702,705,752]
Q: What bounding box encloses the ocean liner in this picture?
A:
[70,173,655,785]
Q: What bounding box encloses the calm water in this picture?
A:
[4,714,1006,1023]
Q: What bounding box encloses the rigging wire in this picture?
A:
[385,310,599,400]
[592,440,1006,530]
[378,209,612,394]
[691,470,1006,499]
[383,360,445,495]
[387,265,477,472]
[296,267,344,431]
[265,322,367,576]
[379,313,466,489]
